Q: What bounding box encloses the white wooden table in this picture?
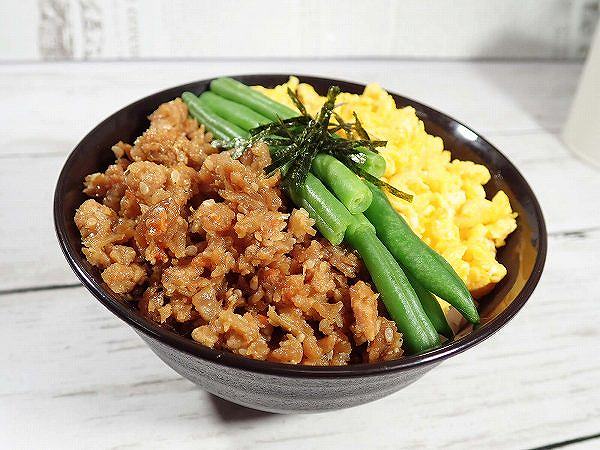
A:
[1,60,599,450]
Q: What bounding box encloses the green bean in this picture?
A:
[210,77,298,121]
[289,173,354,245]
[345,224,440,354]
[198,91,271,131]
[331,134,386,177]
[350,212,375,234]
[406,272,454,339]
[364,182,480,323]
[358,149,386,177]
[311,153,372,213]
[182,92,249,140]
[299,201,337,244]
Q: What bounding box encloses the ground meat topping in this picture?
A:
[75,98,404,365]
[350,281,379,344]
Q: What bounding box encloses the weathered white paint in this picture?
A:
[1,0,598,61]
[0,60,583,159]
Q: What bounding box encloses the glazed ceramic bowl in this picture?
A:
[54,75,547,413]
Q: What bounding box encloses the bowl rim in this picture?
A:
[54,74,547,378]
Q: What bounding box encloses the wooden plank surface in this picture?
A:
[1,60,598,449]
[0,60,580,158]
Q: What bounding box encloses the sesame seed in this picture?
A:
[111,145,124,158]
[185,245,198,256]
[384,327,394,343]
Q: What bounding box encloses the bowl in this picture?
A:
[54,74,547,413]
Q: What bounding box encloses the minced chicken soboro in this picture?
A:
[75,98,403,365]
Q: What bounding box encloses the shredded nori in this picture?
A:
[214,86,413,203]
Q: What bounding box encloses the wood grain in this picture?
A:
[2,228,599,449]
[0,60,581,158]
[1,60,598,449]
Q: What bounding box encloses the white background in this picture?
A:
[1,0,599,61]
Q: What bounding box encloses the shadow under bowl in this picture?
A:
[54,74,547,413]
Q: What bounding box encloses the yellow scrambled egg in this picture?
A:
[255,77,517,293]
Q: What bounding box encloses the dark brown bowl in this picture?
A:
[54,74,546,413]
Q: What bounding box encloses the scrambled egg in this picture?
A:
[256,77,517,293]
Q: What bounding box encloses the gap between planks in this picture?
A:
[527,432,600,450]
[0,282,82,296]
